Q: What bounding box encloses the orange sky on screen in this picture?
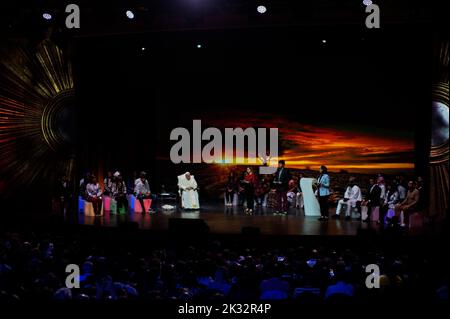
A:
[203,114,414,173]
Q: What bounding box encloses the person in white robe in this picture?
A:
[333,177,362,220]
[178,172,200,209]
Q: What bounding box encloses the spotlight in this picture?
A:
[196,44,202,49]
[363,0,373,6]
[126,10,135,19]
[322,39,327,44]
[141,47,146,51]
[42,13,52,20]
[257,5,267,14]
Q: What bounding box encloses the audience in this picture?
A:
[0,231,446,303]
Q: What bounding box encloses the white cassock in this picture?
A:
[178,173,200,209]
[300,178,321,216]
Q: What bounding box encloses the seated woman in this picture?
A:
[178,172,200,210]
[112,174,128,213]
[86,176,103,216]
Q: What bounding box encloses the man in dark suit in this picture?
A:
[273,160,291,215]
[363,178,381,222]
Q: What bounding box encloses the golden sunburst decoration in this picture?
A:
[0,39,75,198]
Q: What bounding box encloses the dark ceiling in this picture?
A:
[0,0,443,40]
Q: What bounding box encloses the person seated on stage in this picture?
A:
[333,176,362,220]
[382,182,400,225]
[394,180,420,227]
[395,175,407,202]
[242,167,258,214]
[255,176,270,206]
[287,176,298,208]
[134,171,156,214]
[225,171,237,206]
[377,175,387,207]
[361,177,381,222]
[112,174,128,213]
[267,180,278,209]
[103,171,113,196]
[86,176,103,216]
[178,172,200,210]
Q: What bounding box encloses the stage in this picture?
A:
[71,202,376,236]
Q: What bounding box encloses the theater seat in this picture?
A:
[360,206,380,221]
[127,194,135,209]
[78,196,85,213]
[336,201,361,219]
[223,193,238,206]
[370,207,380,222]
[409,212,423,232]
[84,201,103,216]
[103,196,112,211]
[134,198,152,213]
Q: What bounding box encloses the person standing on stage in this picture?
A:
[112,173,128,213]
[242,167,258,214]
[225,171,237,206]
[55,174,72,215]
[255,176,270,206]
[362,177,381,222]
[86,176,103,216]
[317,165,330,221]
[103,171,113,196]
[273,160,291,215]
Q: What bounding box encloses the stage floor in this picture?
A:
[72,202,375,236]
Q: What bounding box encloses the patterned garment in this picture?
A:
[267,190,278,209]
